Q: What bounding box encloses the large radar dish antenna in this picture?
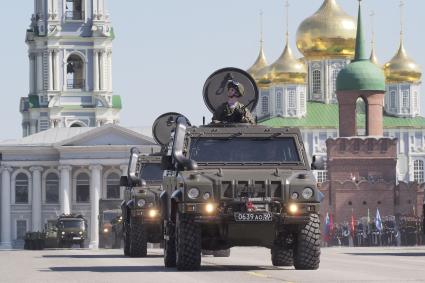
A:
[152,112,190,146]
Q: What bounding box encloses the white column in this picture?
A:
[48,50,53,91]
[59,165,72,214]
[108,50,112,92]
[99,50,105,91]
[53,50,60,91]
[1,166,13,249]
[30,166,43,232]
[30,120,37,135]
[93,50,99,91]
[36,52,43,93]
[29,54,35,94]
[89,164,102,248]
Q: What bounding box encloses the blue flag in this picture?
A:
[375,208,383,231]
[324,212,330,241]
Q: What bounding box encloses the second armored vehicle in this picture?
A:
[120,150,164,257]
[56,214,88,248]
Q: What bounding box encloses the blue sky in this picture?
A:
[0,0,423,140]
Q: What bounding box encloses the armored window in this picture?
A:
[312,70,321,94]
[413,160,424,183]
[15,173,29,204]
[16,220,27,240]
[261,95,269,115]
[106,173,121,199]
[76,173,90,203]
[45,173,59,204]
[288,88,296,109]
[66,54,84,89]
[65,0,84,20]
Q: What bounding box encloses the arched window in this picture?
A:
[67,54,84,89]
[45,173,59,204]
[414,160,424,183]
[15,173,29,204]
[275,89,283,112]
[76,173,90,202]
[402,89,409,108]
[356,97,366,136]
[312,70,321,94]
[261,95,269,115]
[65,0,84,20]
[331,68,339,99]
[390,91,396,109]
[106,173,121,199]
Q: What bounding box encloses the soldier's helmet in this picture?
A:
[226,80,244,96]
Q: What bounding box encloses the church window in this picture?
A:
[402,89,409,108]
[45,173,59,204]
[76,173,90,202]
[312,70,321,94]
[414,160,424,183]
[390,91,396,109]
[16,220,27,240]
[67,54,84,89]
[65,0,84,20]
[276,89,283,112]
[106,173,121,199]
[300,91,305,112]
[261,95,269,115]
[288,88,296,109]
[15,173,29,204]
[331,68,339,98]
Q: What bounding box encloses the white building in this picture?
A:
[250,0,423,184]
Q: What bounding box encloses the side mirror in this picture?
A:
[128,147,141,184]
[120,176,129,187]
[172,116,198,171]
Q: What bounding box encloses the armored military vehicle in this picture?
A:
[120,149,164,257]
[57,214,88,248]
[99,199,122,248]
[156,68,322,271]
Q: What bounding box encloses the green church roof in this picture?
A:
[336,1,385,92]
[259,102,425,129]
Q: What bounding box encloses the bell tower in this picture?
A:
[21,0,121,137]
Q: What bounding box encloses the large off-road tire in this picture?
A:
[293,214,321,270]
[164,222,176,268]
[213,249,231,257]
[271,246,293,266]
[128,217,148,257]
[176,213,201,271]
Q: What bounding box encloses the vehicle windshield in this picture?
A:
[103,211,119,222]
[59,220,85,229]
[140,164,163,181]
[189,137,301,164]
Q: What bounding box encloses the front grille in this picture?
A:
[220,180,274,199]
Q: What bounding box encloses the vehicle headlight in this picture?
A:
[205,203,216,214]
[103,228,108,233]
[79,231,83,235]
[288,203,298,214]
[137,199,146,207]
[291,192,299,200]
[302,187,314,200]
[187,188,200,199]
[61,231,65,235]
[148,209,158,218]
[202,192,211,200]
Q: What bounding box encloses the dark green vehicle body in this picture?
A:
[99,199,122,249]
[121,154,163,257]
[57,214,88,248]
[161,119,322,270]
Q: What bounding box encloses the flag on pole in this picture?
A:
[324,212,330,241]
[375,208,383,231]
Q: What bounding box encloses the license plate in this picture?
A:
[72,237,81,240]
[234,212,272,222]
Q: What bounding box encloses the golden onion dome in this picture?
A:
[296,0,356,59]
[247,45,271,87]
[369,45,380,67]
[270,42,307,84]
[384,40,422,83]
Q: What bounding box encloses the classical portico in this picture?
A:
[0,125,158,249]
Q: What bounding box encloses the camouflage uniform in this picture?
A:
[212,101,255,124]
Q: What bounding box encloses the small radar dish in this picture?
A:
[202,67,259,114]
[152,112,190,146]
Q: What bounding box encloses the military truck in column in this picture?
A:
[120,148,164,257]
[56,214,88,248]
[157,68,323,271]
[98,199,122,248]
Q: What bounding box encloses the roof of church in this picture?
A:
[259,102,425,129]
[0,124,155,146]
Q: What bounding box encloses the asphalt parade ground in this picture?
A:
[0,246,424,283]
